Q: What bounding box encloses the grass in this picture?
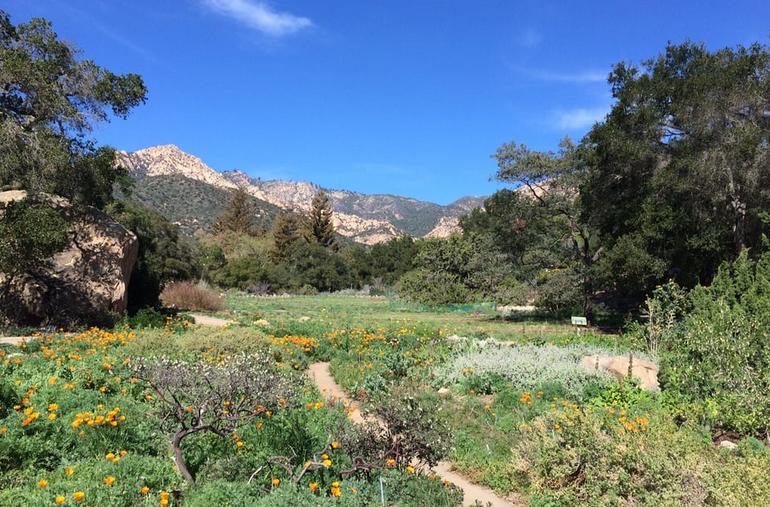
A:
[220,292,627,347]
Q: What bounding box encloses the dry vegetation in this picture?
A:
[160,282,224,312]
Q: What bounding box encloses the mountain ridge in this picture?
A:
[119,145,485,244]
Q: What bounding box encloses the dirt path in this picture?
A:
[307,362,518,507]
[0,336,28,346]
[187,313,232,327]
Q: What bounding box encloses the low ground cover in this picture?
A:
[0,321,462,506]
[222,293,770,506]
[223,293,588,343]
[4,288,769,506]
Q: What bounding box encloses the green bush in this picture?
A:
[369,386,452,468]
[118,308,193,331]
[398,268,470,306]
[396,234,518,306]
[659,252,770,437]
[510,402,770,506]
[533,267,583,315]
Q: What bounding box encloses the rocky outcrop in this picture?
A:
[425,216,461,238]
[0,191,138,326]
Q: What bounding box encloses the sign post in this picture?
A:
[571,316,588,334]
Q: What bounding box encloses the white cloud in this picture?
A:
[514,67,607,83]
[201,0,312,36]
[555,107,608,130]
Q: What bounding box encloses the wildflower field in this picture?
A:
[2,294,769,506]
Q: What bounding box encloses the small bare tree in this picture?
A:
[133,353,297,483]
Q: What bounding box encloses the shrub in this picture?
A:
[160,281,224,312]
[510,403,770,506]
[118,307,193,331]
[297,284,319,296]
[368,386,452,468]
[396,234,518,306]
[659,252,770,437]
[629,280,690,355]
[398,268,470,306]
[533,267,583,315]
[133,353,298,482]
[432,344,620,399]
[212,255,290,291]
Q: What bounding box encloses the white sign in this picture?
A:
[571,316,588,326]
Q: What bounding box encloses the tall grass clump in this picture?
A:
[160,281,224,312]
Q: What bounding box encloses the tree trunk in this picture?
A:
[173,429,196,483]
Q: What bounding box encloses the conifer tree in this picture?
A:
[271,210,305,261]
[212,187,256,235]
[308,190,336,248]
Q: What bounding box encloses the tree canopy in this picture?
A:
[0,10,147,207]
[458,41,770,316]
[308,190,336,248]
[212,187,257,236]
[582,41,770,291]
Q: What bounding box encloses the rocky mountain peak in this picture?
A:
[121,145,237,190]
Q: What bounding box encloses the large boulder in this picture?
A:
[579,354,659,391]
[0,191,138,326]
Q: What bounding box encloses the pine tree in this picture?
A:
[212,187,256,235]
[308,190,336,248]
[271,210,305,261]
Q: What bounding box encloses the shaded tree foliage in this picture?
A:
[0,198,68,323]
[581,42,770,292]
[346,235,418,286]
[271,210,306,262]
[398,234,519,306]
[0,10,146,207]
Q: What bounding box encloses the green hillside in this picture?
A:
[128,175,281,234]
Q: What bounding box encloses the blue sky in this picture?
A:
[5,0,770,204]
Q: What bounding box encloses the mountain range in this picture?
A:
[119,145,485,244]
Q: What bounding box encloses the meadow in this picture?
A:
[2,293,769,506]
[223,293,620,346]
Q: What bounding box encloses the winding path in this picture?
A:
[307,362,519,507]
